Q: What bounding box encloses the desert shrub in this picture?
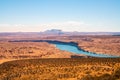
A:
[81,75,94,80]
[112,68,120,80]
[0,58,120,80]
[98,73,111,80]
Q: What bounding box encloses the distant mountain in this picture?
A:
[64,32,120,35]
[44,29,63,35]
[0,29,120,37]
[43,29,120,35]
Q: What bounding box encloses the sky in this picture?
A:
[0,0,120,32]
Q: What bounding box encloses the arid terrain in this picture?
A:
[0,33,120,63]
[44,35,120,56]
[0,58,120,80]
[0,42,76,64]
[1,0,120,79]
[0,33,120,80]
[76,36,120,56]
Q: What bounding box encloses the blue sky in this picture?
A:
[0,0,120,32]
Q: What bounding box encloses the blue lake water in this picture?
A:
[47,41,119,58]
[11,40,119,58]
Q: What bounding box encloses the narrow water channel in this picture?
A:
[44,40,119,58]
[10,40,119,58]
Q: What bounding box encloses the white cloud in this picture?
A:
[0,21,91,32]
[0,21,115,32]
[35,21,87,31]
[0,24,11,27]
[14,24,25,27]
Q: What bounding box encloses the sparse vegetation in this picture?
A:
[0,58,120,80]
[77,36,120,56]
[0,34,120,56]
[0,34,120,80]
[0,42,73,60]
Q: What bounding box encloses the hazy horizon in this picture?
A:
[0,0,120,32]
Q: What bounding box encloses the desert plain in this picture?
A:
[0,33,120,80]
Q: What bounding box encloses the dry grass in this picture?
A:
[0,58,120,80]
[0,34,120,56]
[77,36,120,56]
[0,42,74,60]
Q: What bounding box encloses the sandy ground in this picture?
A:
[0,59,17,64]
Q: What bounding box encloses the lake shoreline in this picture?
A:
[10,40,120,58]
